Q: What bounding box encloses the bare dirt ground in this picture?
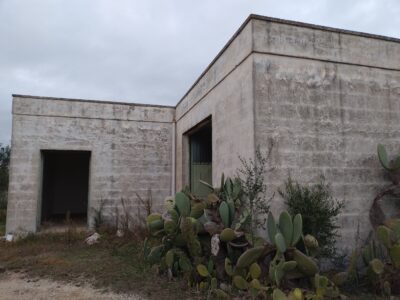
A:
[0,271,143,300]
[0,230,191,300]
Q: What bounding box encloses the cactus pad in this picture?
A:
[236,246,264,269]
[275,232,287,253]
[196,264,209,277]
[224,258,234,276]
[219,201,231,228]
[377,225,392,249]
[249,262,261,279]
[292,214,302,246]
[267,212,278,245]
[165,249,174,268]
[233,275,248,290]
[282,261,297,271]
[279,211,293,246]
[175,192,191,217]
[190,203,205,219]
[369,258,384,275]
[220,228,236,242]
[292,249,318,276]
[378,144,391,170]
[272,288,287,300]
[390,245,400,268]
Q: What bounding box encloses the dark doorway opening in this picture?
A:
[41,150,90,224]
[189,120,212,198]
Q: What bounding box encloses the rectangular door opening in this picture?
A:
[189,119,212,198]
[41,150,90,225]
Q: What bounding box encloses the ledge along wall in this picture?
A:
[6,95,175,233]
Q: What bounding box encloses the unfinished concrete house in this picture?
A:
[6,15,400,249]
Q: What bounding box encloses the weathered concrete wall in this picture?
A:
[175,21,255,191]
[252,18,400,250]
[175,16,400,250]
[6,96,174,233]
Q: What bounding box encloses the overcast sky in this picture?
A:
[1,0,399,145]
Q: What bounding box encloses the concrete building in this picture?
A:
[6,15,400,249]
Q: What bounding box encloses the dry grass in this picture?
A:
[0,229,195,299]
[0,223,386,299]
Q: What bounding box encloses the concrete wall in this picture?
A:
[6,95,174,233]
[252,17,400,249]
[175,15,400,249]
[175,21,255,191]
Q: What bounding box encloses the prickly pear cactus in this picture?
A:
[292,249,318,276]
[375,221,400,269]
[377,144,400,184]
[146,182,324,298]
[279,211,293,246]
[220,228,236,242]
[175,192,191,217]
[219,201,231,228]
[236,246,264,269]
[144,189,209,276]
[267,211,304,249]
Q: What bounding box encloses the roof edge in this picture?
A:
[12,94,175,109]
[176,14,400,108]
[249,14,400,43]
[175,15,254,108]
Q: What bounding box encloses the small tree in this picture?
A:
[279,177,344,257]
[0,144,11,209]
[237,147,273,243]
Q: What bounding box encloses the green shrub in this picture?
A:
[237,147,273,238]
[279,177,345,257]
[0,144,10,210]
[0,191,7,210]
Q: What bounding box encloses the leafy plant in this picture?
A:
[370,144,400,229]
[0,144,10,210]
[332,219,400,297]
[364,219,400,295]
[145,191,207,276]
[377,144,400,184]
[144,166,342,298]
[237,147,273,244]
[205,211,320,298]
[279,177,344,257]
[200,173,242,231]
[271,274,342,300]
[0,144,10,168]
[145,174,250,281]
[267,211,319,286]
[0,191,7,210]
[345,144,400,297]
[222,258,269,298]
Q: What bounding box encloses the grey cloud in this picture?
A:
[0,0,399,144]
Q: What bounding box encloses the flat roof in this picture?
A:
[12,94,175,109]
